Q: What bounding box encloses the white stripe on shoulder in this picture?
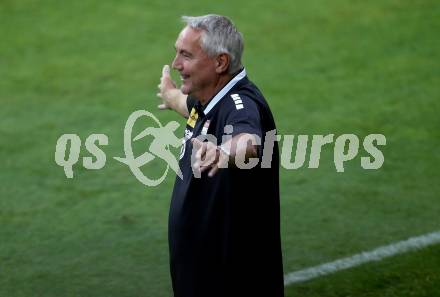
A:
[231,93,245,110]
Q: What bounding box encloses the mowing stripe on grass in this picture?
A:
[284,230,440,286]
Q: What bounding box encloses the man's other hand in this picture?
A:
[191,138,229,178]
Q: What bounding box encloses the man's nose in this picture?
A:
[172,55,182,71]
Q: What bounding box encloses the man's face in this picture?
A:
[172,27,218,100]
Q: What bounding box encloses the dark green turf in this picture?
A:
[285,244,440,297]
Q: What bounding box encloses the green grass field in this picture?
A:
[1,0,439,296]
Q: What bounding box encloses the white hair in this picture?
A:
[181,14,244,74]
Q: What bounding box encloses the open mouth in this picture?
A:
[180,74,190,81]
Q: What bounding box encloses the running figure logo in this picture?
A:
[114,110,183,187]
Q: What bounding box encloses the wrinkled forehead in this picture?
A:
[175,26,204,51]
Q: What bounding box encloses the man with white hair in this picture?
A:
[157,14,284,297]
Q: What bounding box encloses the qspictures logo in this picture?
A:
[55,110,386,187]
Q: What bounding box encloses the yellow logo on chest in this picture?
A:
[187,107,199,128]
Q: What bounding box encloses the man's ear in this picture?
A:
[215,53,230,74]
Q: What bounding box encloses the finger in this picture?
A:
[200,165,211,173]
[208,164,219,177]
[200,146,217,167]
[195,143,207,162]
[158,104,168,110]
[161,68,177,89]
[162,77,177,89]
[162,65,170,78]
[200,146,218,170]
[191,139,207,170]
[191,138,204,150]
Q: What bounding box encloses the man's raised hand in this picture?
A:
[156,65,189,117]
[157,65,179,110]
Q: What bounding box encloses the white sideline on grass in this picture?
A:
[284,230,440,286]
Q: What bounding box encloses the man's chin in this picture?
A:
[180,85,191,95]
